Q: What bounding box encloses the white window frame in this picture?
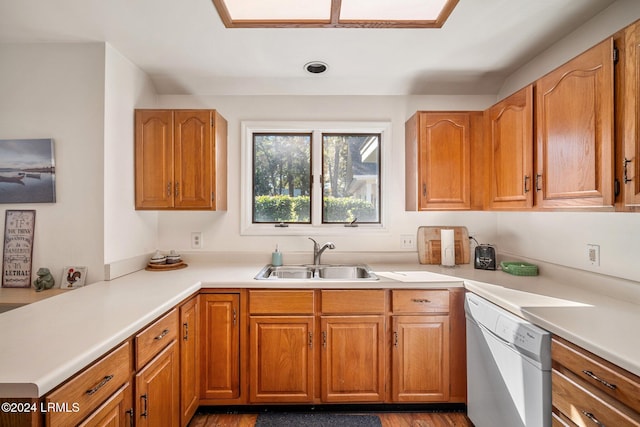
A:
[241,120,391,236]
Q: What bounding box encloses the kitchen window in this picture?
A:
[242,121,389,235]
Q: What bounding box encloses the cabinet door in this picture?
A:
[135,110,174,209]
[418,113,471,210]
[200,294,240,400]
[249,316,314,403]
[486,86,534,209]
[174,110,213,209]
[135,341,180,427]
[78,383,133,427]
[392,315,450,402]
[620,21,640,209]
[321,316,385,403]
[535,38,614,208]
[179,296,199,426]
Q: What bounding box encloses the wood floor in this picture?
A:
[188,411,474,427]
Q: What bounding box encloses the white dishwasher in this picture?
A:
[465,292,551,427]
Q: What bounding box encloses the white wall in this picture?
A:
[495,0,640,283]
[0,44,106,284]
[103,44,158,264]
[154,95,499,256]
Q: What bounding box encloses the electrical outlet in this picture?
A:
[191,232,203,249]
[400,234,416,250]
[587,244,600,266]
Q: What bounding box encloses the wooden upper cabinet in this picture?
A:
[535,38,615,209]
[135,110,173,209]
[135,109,227,210]
[485,85,534,209]
[406,112,475,210]
[618,20,640,210]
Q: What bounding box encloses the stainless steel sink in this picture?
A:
[254,264,378,280]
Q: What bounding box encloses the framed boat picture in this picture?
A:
[0,138,56,204]
[2,210,36,288]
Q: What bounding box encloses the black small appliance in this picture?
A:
[474,244,496,270]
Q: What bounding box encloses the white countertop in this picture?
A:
[1,253,639,398]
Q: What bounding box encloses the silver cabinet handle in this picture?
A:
[524,175,531,193]
[154,329,169,340]
[582,370,617,390]
[308,332,313,349]
[394,331,399,348]
[167,182,171,197]
[183,322,189,341]
[581,410,605,426]
[411,298,431,303]
[86,375,113,395]
[175,182,180,197]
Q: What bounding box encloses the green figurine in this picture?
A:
[33,267,55,292]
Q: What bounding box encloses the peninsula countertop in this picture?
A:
[0,252,639,398]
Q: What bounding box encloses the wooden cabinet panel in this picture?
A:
[321,315,385,403]
[135,341,180,427]
[249,290,314,314]
[46,342,132,427]
[552,368,640,427]
[249,316,314,403]
[135,109,227,210]
[135,309,178,371]
[135,110,174,209]
[486,85,534,209]
[320,290,385,314]
[77,383,133,427]
[179,296,199,426]
[199,293,240,400]
[392,315,450,402]
[174,111,212,209]
[391,290,449,314]
[406,112,474,210]
[535,38,615,208]
[618,20,640,209]
[552,336,640,414]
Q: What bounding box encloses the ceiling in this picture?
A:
[0,0,619,96]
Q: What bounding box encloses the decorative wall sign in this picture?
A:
[60,266,87,289]
[0,139,56,204]
[2,210,36,288]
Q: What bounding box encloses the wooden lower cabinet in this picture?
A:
[552,336,640,426]
[249,316,315,402]
[179,296,199,426]
[320,315,386,403]
[135,340,180,427]
[199,293,240,401]
[392,315,450,402]
[78,383,133,427]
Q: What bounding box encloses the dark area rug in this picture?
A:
[255,413,382,427]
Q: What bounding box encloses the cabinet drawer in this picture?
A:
[392,290,449,313]
[552,368,640,427]
[46,341,131,427]
[552,336,640,413]
[135,308,178,370]
[249,290,314,314]
[321,290,385,314]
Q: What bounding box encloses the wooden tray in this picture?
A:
[417,226,470,265]
[145,261,188,271]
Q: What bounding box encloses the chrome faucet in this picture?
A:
[308,238,335,266]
